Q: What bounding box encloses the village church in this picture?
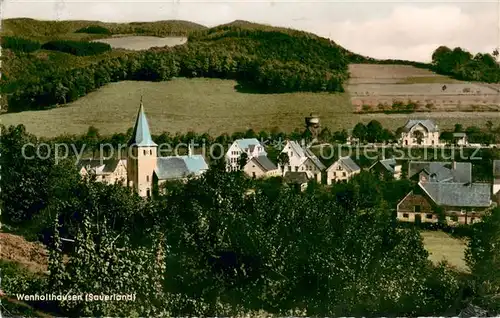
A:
[78,100,208,197]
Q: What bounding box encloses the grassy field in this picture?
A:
[347,64,500,112]
[2,77,500,138]
[93,36,187,50]
[421,230,468,272]
[398,76,461,84]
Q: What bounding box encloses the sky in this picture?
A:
[3,0,499,62]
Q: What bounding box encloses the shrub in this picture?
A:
[0,260,47,295]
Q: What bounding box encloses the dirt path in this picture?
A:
[0,233,48,273]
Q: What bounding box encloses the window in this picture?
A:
[342,172,346,177]
[150,149,152,155]
[414,205,421,212]
[471,217,475,223]
[426,214,433,219]
[337,165,342,171]
[252,172,256,179]
[146,189,151,198]
[288,166,291,172]
[146,175,149,182]
[143,150,146,155]
[295,166,298,172]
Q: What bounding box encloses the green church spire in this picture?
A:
[128,97,157,147]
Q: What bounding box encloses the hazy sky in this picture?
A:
[3,0,499,62]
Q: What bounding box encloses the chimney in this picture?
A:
[188,144,193,156]
[452,160,456,170]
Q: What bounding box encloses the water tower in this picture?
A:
[305,112,320,139]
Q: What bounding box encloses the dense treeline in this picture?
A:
[346,51,433,69]
[41,40,112,56]
[1,36,41,53]
[6,52,178,111]
[2,18,206,38]
[5,26,349,111]
[74,25,112,35]
[432,46,500,83]
[1,124,499,316]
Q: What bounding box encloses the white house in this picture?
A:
[225,138,266,172]
[399,119,440,146]
[494,160,500,195]
[279,140,325,183]
[326,156,361,185]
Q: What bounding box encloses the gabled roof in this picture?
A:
[328,156,360,173]
[494,160,500,178]
[128,101,157,147]
[370,158,399,173]
[419,182,491,208]
[77,159,126,175]
[304,148,326,170]
[408,161,472,183]
[286,140,307,158]
[235,138,262,152]
[155,155,208,180]
[250,156,277,172]
[284,171,309,184]
[402,119,438,132]
[284,141,325,170]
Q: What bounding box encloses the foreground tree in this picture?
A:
[465,208,500,314]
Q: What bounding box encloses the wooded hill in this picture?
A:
[1,19,351,112]
[1,18,206,40]
[2,18,500,113]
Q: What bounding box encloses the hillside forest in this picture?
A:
[2,19,500,112]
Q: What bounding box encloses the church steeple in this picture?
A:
[127,97,158,198]
[128,97,157,147]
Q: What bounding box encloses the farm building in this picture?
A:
[397,181,493,225]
